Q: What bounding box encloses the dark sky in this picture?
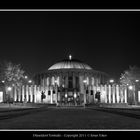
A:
[0,11,140,79]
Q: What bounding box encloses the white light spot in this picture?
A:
[69,54,72,60]
[128,86,133,90]
[109,79,114,83]
[74,93,77,98]
[83,80,87,83]
[7,87,12,91]
[25,76,28,79]
[28,80,32,83]
[65,93,68,98]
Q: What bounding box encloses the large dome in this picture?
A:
[48,56,92,70]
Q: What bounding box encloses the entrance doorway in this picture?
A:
[59,91,81,106]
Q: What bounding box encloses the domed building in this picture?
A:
[34,55,109,106]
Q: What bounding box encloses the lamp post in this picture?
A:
[83,79,87,106]
[6,86,12,105]
[128,85,136,105]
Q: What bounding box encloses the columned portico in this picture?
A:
[33,55,109,106]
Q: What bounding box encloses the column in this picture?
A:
[108,85,111,103]
[47,77,49,86]
[100,85,104,103]
[88,85,91,103]
[124,87,127,103]
[92,77,94,86]
[22,85,25,102]
[116,85,119,103]
[34,85,37,103]
[84,92,86,105]
[93,85,97,102]
[14,86,17,102]
[65,75,68,88]
[43,78,45,91]
[120,86,124,103]
[104,85,107,103]
[18,87,21,102]
[37,86,41,103]
[112,85,115,103]
[30,85,33,102]
[50,87,53,104]
[55,85,58,104]
[26,85,29,102]
[57,76,60,87]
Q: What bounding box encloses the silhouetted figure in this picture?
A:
[95,91,101,103]
[41,91,46,103]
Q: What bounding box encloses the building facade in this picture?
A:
[1,56,140,106]
[33,56,109,106]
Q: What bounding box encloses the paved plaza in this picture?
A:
[0,105,140,129]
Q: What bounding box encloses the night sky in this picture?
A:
[0,11,140,79]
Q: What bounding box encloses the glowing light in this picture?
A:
[7,87,12,91]
[109,79,114,83]
[28,80,32,83]
[83,80,87,83]
[136,79,139,82]
[69,54,72,60]
[65,93,68,98]
[25,76,28,79]
[74,93,77,98]
[128,86,133,90]
[1,80,5,83]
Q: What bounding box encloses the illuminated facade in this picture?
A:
[1,56,139,106]
[34,55,109,106]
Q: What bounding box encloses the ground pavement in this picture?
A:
[0,104,140,129]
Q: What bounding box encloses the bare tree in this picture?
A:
[120,65,140,86]
[120,66,140,105]
[0,61,25,87]
[0,61,25,104]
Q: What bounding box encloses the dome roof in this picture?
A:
[48,57,92,70]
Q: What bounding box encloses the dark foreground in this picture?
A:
[0,106,140,129]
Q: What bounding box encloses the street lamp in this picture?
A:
[25,76,28,79]
[7,87,12,91]
[65,93,68,98]
[83,80,87,84]
[128,85,133,90]
[135,79,139,82]
[28,80,32,83]
[109,79,114,83]
[74,93,77,98]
